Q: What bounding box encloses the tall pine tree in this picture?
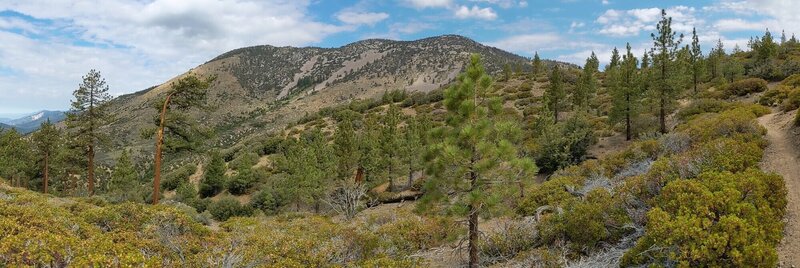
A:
[689,27,704,94]
[531,52,543,77]
[610,43,641,140]
[32,120,60,194]
[574,52,599,110]
[334,116,360,181]
[650,9,683,134]
[66,69,112,195]
[545,65,565,123]
[420,54,536,267]
[151,74,212,204]
[380,104,402,191]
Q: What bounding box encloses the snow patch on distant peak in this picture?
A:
[31,112,44,121]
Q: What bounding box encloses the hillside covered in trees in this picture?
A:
[2,9,800,267]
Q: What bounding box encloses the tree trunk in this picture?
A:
[468,204,479,268]
[43,153,49,194]
[659,94,667,134]
[626,94,632,141]
[554,103,559,123]
[468,154,479,268]
[355,166,364,184]
[388,164,394,192]
[407,166,413,189]
[693,72,698,94]
[153,93,173,205]
[88,144,95,196]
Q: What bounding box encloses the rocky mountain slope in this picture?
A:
[103,35,552,160]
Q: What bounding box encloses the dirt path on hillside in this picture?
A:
[758,110,800,267]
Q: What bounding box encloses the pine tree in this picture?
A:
[357,116,383,184]
[532,52,543,77]
[574,52,599,110]
[66,69,112,195]
[0,129,34,188]
[545,65,565,122]
[281,129,335,212]
[151,74,212,204]
[334,117,360,181]
[689,27,704,94]
[31,120,60,194]
[399,115,428,189]
[380,104,402,191]
[51,135,85,195]
[650,9,683,134]
[108,150,142,203]
[200,151,226,198]
[502,63,512,82]
[781,30,788,44]
[610,43,641,140]
[420,54,536,267]
[757,29,778,62]
[709,39,725,79]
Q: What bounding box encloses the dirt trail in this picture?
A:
[758,110,800,267]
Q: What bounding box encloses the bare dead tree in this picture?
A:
[324,181,367,219]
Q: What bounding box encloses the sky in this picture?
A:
[0,0,794,117]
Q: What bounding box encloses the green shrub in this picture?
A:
[622,169,786,267]
[175,182,197,202]
[227,166,255,195]
[376,214,460,254]
[537,189,630,252]
[259,136,283,156]
[759,86,792,106]
[720,78,768,97]
[696,138,763,173]
[200,152,226,198]
[781,73,800,88]
[795,110,800,126]
[677,99,730,120]
[250,189,278,215]
[161,164,195,191]
[517,175,583,215]
[230,152,258,169]
[534,115,596,172]
[781,88,800,111]
[187,198,211,213]
[677,108,765,144]
[478,218,537,265]
[208,197,253,221]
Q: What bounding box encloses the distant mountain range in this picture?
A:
[0,110,66,134]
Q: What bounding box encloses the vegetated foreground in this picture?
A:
[3,10,800,267]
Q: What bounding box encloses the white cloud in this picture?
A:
[0,0,351,112]
[405,0,453,9]
[713,0,799,35]
[487,33,603,56]
[602,0,610,5]
[714,18,769,32]
[596,6,701,36]
[468,0,528,8]
[454,5,498,20]
[336,11,389,26]
[556,42,649,66]
[569,21,586,33]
